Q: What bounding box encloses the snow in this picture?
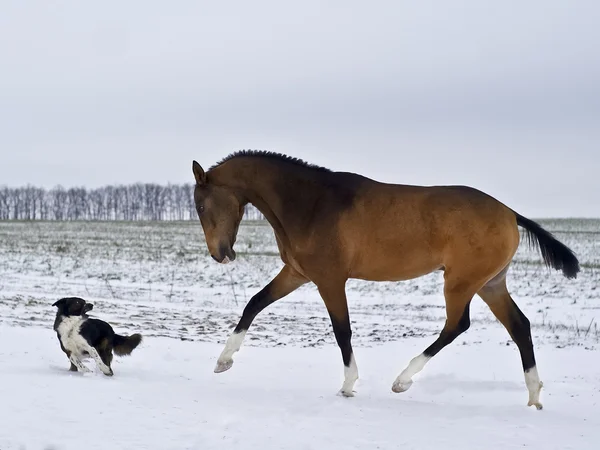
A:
[0,219,599,449]
[1,326,599,450]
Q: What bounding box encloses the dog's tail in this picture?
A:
[113,333,142,356]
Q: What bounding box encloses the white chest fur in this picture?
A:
[56,316,88,357]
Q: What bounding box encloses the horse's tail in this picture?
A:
[515,213,580,279]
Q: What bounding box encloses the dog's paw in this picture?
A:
[214,359,233,373]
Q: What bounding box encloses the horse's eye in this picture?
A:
[198,205,205,213]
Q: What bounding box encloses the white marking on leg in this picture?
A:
[86,346,113,376]
[214,330,246,373]
[525,366,543,410]
[340,354,359,397]
[69,354,91,373]
[392,353,431,393]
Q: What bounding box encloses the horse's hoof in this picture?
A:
[103,368,114,376]
[528,400,543,410]
[214,359,233,373]
[392,379,413,393]
[527,380,543,409]
[338,389,355,398]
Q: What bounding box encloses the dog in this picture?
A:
[52,297,142,376]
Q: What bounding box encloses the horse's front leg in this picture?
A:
[316,280,358,397]
[214,264,307,373]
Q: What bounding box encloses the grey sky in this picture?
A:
[1,0,598,217]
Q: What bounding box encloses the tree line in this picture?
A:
[0,184,265,221]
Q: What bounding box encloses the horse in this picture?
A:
[191,150,579,409]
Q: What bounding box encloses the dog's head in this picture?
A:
[52,297,94,316]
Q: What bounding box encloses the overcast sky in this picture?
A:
[0,1,598,217]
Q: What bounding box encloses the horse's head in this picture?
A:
[192,160,244,264]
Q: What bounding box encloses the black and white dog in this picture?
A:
[52,297,142,376]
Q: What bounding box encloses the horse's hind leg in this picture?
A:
[478,277,543,410]
[392,276,475,393]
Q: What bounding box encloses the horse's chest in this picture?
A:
[274,235,310,276]
[278,248,308,277]
[57,317,87,355]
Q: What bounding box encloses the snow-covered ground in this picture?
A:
[0,219,598,449]
[1,326,599,450]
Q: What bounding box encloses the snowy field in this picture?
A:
[0,219,599,449]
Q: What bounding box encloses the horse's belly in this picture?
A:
[349,248,442,282]
[350,263,441,282]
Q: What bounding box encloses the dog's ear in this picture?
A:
[52,298,66,307]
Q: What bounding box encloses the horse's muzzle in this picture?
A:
[211,245,236,264]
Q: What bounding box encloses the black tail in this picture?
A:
[515,213,580,279]
[113,333,142,356]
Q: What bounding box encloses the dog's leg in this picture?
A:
[86,346,113,376]
[69,354,91,373]
[99,348,113,371]
[67,357,78,372]
[59,340,78,371]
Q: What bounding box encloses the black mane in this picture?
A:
[209,150,332,173]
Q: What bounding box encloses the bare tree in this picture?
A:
[0,183,264,221]
[0,187,9,219]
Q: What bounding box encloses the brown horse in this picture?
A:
[192,151,579,409]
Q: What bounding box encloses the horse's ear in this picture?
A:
[192,160,206,185]
[52,298,65,307]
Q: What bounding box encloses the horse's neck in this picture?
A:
[211,158,319,240]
